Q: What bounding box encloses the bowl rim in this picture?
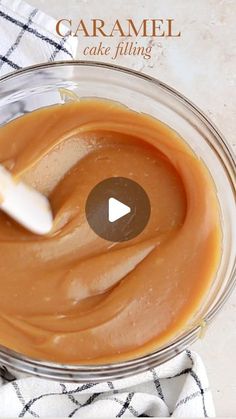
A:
[0,60,235,380]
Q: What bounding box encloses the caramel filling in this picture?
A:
[0,100,221,363]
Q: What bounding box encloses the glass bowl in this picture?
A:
[0,61,235,382]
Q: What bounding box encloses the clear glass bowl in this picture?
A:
[0,61,235,382]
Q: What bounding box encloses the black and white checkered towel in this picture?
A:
[0,350,215,417]
[0,0,77,75]
[0,0,215,417]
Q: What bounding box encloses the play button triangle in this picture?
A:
[108,197,131,223]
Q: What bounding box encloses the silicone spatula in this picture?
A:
[0,164,53,235]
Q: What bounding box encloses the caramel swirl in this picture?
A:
[0,100,221,363]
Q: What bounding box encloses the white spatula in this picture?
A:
[0,164,53,235]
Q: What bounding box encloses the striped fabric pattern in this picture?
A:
[0,350,215,417]
[0,0,77,76]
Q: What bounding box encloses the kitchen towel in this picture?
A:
[0,0,215,417]
[0,0,77,76]
[0,350,215,417]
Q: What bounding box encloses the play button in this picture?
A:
[108,198,131,222]
[85,177,151,242]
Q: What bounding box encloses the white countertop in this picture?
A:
[27,0,236,416]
